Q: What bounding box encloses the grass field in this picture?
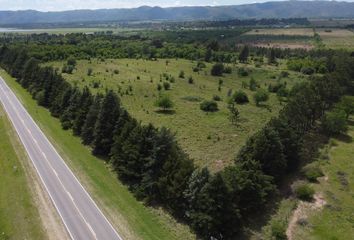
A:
[245,27,354,50]
[245,28,315,36]
[0,107,45,239]
[293,117,354,240]
[0,69,195,240]
[315,29,354,50]
[48,58,304,170]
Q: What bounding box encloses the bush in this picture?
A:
[232,90,249,104]
[302,164,324,182]
[163,81,171,90]
[322,110,348,135]
[238,67,249,77]
[294,182,315,201]
[249,77,257,91]
[270,220,287,240]
[179,70,185,78]
[301,67,315,75]
[157,83,162,91]
[253,89,269,106]
[87,68,93,76]
[62,64,74,74]
[113,69,119,74]
[223,66,232,74]
[211,63,224,76]
[213,95,222,101]
[188,76,194,84]
[280,71,289,78]
[200,100,218,112]
[155,95,174,110]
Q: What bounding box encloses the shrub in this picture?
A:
[280,71,289,78]
[211,63,224,76]
[62,64,74,74]
[113,69,119,74]
[294,182,315,201]
[213,95,222,101]
[302,164,324,182]
[155,95,174,111]
[270,220,287,240]
[200,100,218,112]
[249,77,257,91]
[253,89,269,106]
[238,67,249,77]
[188,76,194,84]
[232,90,249,104]
[179,70,185,78]
[197,61,206,68]
[157,83,162,91]
[87,68,93,76]
[223,66,232,74]
[301,67,315,75]
[321,110,348,135]
[163,81,171,90]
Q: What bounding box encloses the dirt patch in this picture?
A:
[5,114,70,240]
[286,193,326,240]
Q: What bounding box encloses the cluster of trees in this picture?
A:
[1,44,353,239]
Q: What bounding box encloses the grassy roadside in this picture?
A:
[0,69,195,240]
[0,106,45,239]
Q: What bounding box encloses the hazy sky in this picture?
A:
[0,0,350,11]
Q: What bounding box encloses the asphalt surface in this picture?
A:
[0,76,122,240]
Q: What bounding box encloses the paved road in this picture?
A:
[0,76,122,240]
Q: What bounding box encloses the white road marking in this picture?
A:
[0,77,122,240]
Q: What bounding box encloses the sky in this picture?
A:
[0,0,349,12]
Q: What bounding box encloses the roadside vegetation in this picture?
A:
[0,107,45,240]
[0,25,353,239]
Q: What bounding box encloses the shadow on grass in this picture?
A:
[334,133,352,143]
[256,104,272,112]
[155,109,176,115]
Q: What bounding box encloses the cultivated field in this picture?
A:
[316,28,354,49]
[245,28,315,36]
[48,59,304,170]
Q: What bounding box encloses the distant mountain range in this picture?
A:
[1,1,354,26]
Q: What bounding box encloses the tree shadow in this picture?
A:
[334,133,352,143]
[257,104,272,112]
[155,109,176,115]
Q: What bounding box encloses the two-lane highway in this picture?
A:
[0,76,122,240]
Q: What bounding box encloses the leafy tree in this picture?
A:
[211,63,224,76]
[155,95,174,111]
[336,96,354,119]
[67,57,77,66]
[238,45,249,63]
[227,103,240,125]
[321,109,348,135]
[253,89,269,106]
[268,48,277,64]
[81,95,102,145]
[92,91,122,156]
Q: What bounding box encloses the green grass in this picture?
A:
[48,58,304,170]
[0,69,195,240]
[0,107,45,239]
[294,117,354,240]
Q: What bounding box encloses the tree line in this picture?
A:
[0,45,353,239]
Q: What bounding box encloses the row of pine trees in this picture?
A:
[1,45,353,239]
